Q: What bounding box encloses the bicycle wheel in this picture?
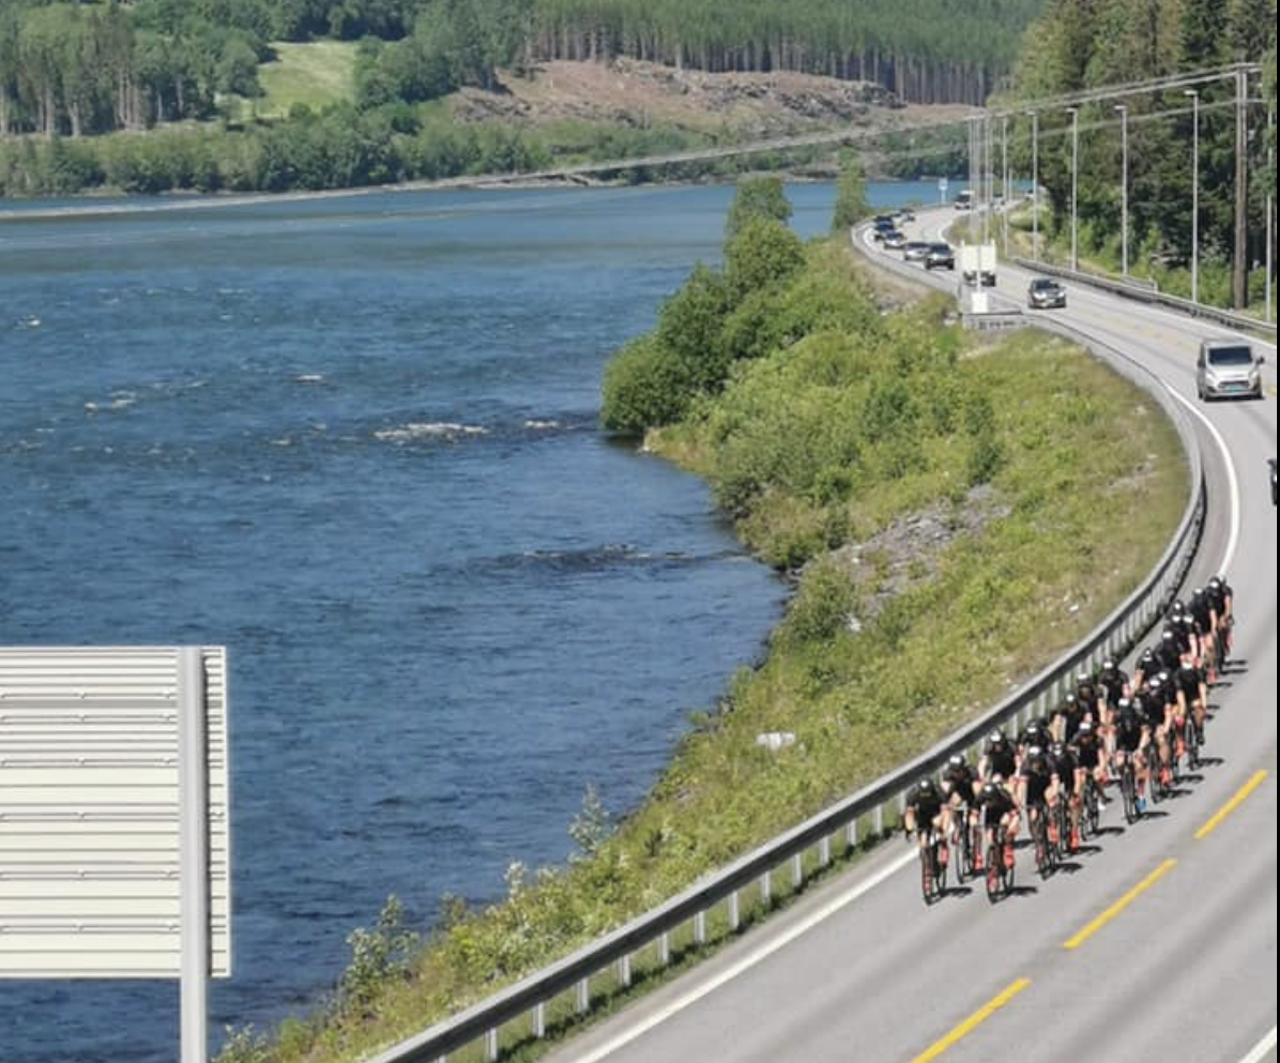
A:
[1034,816,1052,879]
[986,842,1001,903]
[1001,837,1016,893]
[1186,718,1201,771]
[1086,778,1101,836]
[1121,763,1138,823]
[935,838,948,893]
[920,844,934,904]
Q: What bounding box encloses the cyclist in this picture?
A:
[1113,697,1149,813]
[976,778,1019,872]
[1098,658,1130,708]
[904,776,948,859]
[1070,719,1108,810]
[1052,692,1087,744]
[1048,740,1081,851]
[1154,628,1185,673]
[1018,717,1052,763]
[1189,587,1218,679]
[1138,679,1172,789]
[941,753,981,866]
[1207,575,1234,663]
[1076,671,1105,720]
[1017,744,1055,847]
[980,729,1018,784]
[1174,659,1208,744]
[1133,647,1159,691]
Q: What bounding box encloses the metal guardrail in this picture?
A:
[1011,256,1277,338]
[362,226,1208,1063]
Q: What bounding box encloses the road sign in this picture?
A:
[0,646,230,1063]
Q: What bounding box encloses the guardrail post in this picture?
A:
[617,954,632,989]
[533,1003,546,1039]
[729,891,740,931]
[576,978,590,1015]
[694,911,707,945]
[761,870,773,905]
[485,1029,498,1063]
[874,803,884,837]
[846,820,858,851]
[659,932,670,967]
[792,853,803,890]
[819,836,831,867]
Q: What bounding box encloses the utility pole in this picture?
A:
[1068,106,1080,272]
[1267,106,1274,323]
[1027,110,1039,261]
[1233,65,1249,310]
[1002,114,1010,256]
[1115,103,1129,278]
[1185,89,1200,305]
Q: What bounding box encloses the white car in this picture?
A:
[1196,340,1265,401]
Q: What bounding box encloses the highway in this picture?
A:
[542,211,1278,1063]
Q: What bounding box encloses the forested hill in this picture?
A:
[0,0,1045,143]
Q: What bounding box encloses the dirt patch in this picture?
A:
[451,58,970,138]
[829,485,1011,628]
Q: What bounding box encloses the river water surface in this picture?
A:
[0,180,934,1062]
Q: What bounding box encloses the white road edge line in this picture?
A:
[1238,1026,1278,1063]
[561,848,917,1062]
[1165,387,1242,574]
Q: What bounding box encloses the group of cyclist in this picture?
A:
[903,574,1234,885]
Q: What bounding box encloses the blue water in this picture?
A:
[0,180,931,1062]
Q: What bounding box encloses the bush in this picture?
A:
[600,336,699,435]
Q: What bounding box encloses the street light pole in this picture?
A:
[1027,110,1039,261]
[1115,103,1129,278]
[1184,89,1200,305]
[1002,114,1009,256]
[1067,106,1079,272]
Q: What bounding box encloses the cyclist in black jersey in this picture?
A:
[1155,629,1185,673]
[904,776,948,858]
[1052,692,1089,744]
[1113,697,1150,811]
[976,778,1019,868]
[1018,718,1052,760]
[1017,745,1054,843]
[1189,587,1218,676]
[981,729,1018,783]
[1048,740,1082,850]
[1133,647,1159,691]
[1207,575,1235,665]
[1175,661,1208,742]
[1098,659,1130,708]
[1138,681,1172,787]
[1070,719,1108,809]
[941,753,980,865]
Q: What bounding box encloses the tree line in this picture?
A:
[0,0,1046,145]
[1002,0,1276,305]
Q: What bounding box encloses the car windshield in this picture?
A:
[1207,346,1254,367]
[1031,280,1058,290]
[930,243,950,252]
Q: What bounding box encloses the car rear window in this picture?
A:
[1206,346,1254,367]
[1032,280,1058,290]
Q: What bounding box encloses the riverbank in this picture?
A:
[215,212,1188,1062]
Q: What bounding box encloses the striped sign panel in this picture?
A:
[0,648,230,978]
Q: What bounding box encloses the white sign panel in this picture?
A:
[0,647,230,979]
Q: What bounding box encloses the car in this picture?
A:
[1270,458,1277,506]
[894,208,916,224]
[1196,339,1265,401]
[1027,277,1067,309]
[872,219,895,242]
[903,241,930,263]
[882,230,908,250]
[924,243,955,270]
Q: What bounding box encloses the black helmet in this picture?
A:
[982,781,998,798]
[918,776,935,792]
[1102,659,1116,671]
[1079,719,1094,734]
[1209,576,1222,589]
[1140,648,1156,661]
[1028,744,1044,758]
[949,753,966,768]
[1192,587,1205,599]
[1050,741,1067,757]
[1118,697,1133,711]
[989,729,1006,745]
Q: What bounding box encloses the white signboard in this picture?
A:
[0,647,230,979]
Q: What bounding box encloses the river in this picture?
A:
[0,179,938,1062]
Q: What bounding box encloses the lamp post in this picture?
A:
[1027,110,1039,261]
[1067,106,1079,272]
[1184,89,1200,305]
[1115,103,1129,277]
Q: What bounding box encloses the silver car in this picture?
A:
[1196,340,1265,401]
[903,241,930,262]
[1027,278,1067,309]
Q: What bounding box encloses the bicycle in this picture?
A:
[985,826,1016,903]
[1081,773,1102,839]
[1030,805,1056,879]
[916,827,948,904]
[1053,795,1074,857]
[1184,714,1202,772]
[1118,753,1140,823]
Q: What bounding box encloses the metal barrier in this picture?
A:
[361,228,1208,1063]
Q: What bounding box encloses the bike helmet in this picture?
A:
[989,729,1006,745]
[982,781,998,798]
[948,753,966,768]
[1102,659,1116,672]
[1028,744,1044,758]
[1140,647,1156,662]
[1077,671,1090,683]
[1079,719,1094,734]
[1208,576,1222,589]
[917,776,935,792]
[1050,741,1067,757]
[1192,587,1205,599]
[1117,697,1132,711]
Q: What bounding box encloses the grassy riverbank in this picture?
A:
[216,206,1187,1063]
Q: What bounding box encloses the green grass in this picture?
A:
[255,41,359,119]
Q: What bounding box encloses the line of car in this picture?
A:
[871,213,955,271]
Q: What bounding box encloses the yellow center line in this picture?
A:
[907,978,1032,1063]
[1063,859,1178,951]
[1195,770,1270,840]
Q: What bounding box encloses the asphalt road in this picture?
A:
[543,211,1278,1063]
